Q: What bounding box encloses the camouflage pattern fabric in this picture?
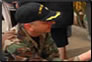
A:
[2,24,60,61]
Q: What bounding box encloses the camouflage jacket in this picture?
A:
[3,24,59,61]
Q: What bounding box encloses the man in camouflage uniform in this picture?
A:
[2,24,59,61]
[2,2,62,61]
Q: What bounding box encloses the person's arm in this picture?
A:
[2,30,16,41]
[2,30,17,51]
[78,50,91,61]
[68,50,91,61]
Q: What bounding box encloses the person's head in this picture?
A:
[23,21,55,37]
[15,3,61,37]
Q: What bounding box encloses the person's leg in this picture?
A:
[67,26,72,37]
[51,28,68,60]
[86,2,91,40]
[58,47,67,60]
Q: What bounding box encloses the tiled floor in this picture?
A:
[67,25,91,58]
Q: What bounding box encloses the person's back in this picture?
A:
[42,2,73,28]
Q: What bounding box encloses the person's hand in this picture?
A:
[2,30,18,51]
[2,31,16,41]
